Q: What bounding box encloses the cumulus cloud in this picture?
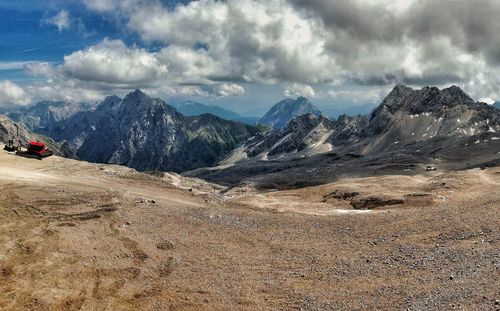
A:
[127,0,337,84]
[0,81,31,107]
[43,10,71,32]
[291,0,500,99]
[62,39,168,85]
[11,0,500,106]
[284,83,316,98]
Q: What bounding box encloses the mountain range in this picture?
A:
[187,85,500,188]
[2,85,499,187]
[7,100,94,132]
[172,101,259,125]
[2,90,260,172]
[494,102,500,109]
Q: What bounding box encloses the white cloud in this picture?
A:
[0,61,36,71]
[43,10,71,32]
[213,83,245,97]
[0,81,31,107]
[480,97,495,105]
[82,0,117,12]
[62,39,168,85]
[128,0,337,84]
[10,0,500,106]
[82,0,141,13]
[324,87,389,104]
[284,83,316,98]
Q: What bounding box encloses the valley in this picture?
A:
[0,145,499,310]
[1,84,499,310]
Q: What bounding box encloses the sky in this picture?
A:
[1,0,500,116]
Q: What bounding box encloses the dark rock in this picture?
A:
[323,190,360,201]
[350,196,404,209]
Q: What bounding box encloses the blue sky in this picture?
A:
[0,0,499,116]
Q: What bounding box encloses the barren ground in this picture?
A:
[0,146,499,310]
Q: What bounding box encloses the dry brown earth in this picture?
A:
[0,146,499,310]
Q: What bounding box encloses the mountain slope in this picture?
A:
[0,114,71,156]
[493,102,500,109]
[173,101,259,125]
[43,90,259,172]
[7,100,94,132]
[361,85,500,153]
[187,85,500,187]
[258,97,323,129]
[220,113,368,166]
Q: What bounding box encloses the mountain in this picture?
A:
[40,90,259,172]
[173,101,259,125]
[361,85,499,152]
[7,100,94,132]
[222,113,368,164]
[493,102,500,109]
[186,85,500,187]
[0,114,71,156]
[258,97,323,129]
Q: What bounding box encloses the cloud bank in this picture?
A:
[2,0,500,106]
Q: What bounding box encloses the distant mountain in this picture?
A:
[220,113,368,164]
[7,100,94,132]
[493,102,500,109]
[258,97,323,129]
[187,85,500,186]
[40,90,259,172]
[173,101,259,125]
[0,114,71,157]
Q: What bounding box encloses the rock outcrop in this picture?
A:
[258,97,323,129]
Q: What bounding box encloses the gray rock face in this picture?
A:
[244,85,499,160]
[7,100,94,132]
[41,90,259,172]
[258,97,323,129]
[221,112,368,164]
[0,114,70,156]
[362,84,500,153]
[188,85,500,187]
[0,114,33,145]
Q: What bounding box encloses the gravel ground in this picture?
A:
[0,149,499,310]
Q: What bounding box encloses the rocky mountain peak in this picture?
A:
[259,97,323,130]
[391,84,414,95]
[286,113,326,131]
[439,85,474,106]
[130,88,146,98]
